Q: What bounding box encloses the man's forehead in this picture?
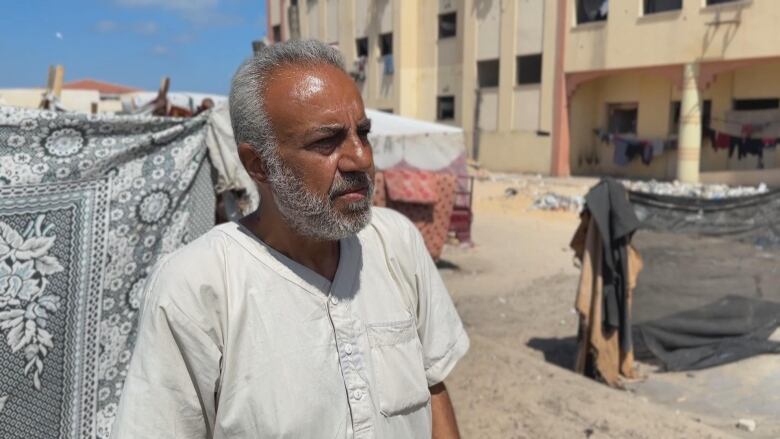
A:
[264,64,365,124]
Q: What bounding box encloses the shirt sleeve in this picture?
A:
[111,258,223,439]
[409,224,470,387]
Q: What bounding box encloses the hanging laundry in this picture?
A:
[624,140,645,164]
[640,141,653,166]
[728,136,742,158]
[715,132,730,150]
[651,139,665,157]
[743,138,764,160]
[613,138,630,166]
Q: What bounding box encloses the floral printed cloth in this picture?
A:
[0,106,215,438]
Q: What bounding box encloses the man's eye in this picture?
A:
[311,137,339,152]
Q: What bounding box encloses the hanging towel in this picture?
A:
[613,138,630,166]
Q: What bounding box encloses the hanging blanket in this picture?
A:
[0,106,215,438]
[384,169,439,204]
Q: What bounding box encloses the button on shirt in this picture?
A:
[111,207,469,439]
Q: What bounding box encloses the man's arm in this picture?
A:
[430,382,460,439]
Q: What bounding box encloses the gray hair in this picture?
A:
[229,39,347,160]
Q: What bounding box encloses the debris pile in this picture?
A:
[622,180,769,199]
[532,193,585,212]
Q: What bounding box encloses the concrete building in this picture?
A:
[268,0,780,184]
[559,0,780,185]
[267,0,559,174]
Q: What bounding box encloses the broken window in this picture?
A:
[477,59,500,88]
[437,96,455,120]
[577,0,608,25]
[644,0,682,14]
[272,25,282,42]
[356,37,368,57]
[379,33,393,56]
[439,12,457,39]
[607,103,638,135]
[516,54,542,85]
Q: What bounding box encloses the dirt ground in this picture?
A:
[437,173,776,439]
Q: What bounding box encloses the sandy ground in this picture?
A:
[436,173,775,439]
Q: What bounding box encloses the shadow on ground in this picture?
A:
[527,336,579,371]
[436,259,461,270]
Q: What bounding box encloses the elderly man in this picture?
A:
[112,40,469,438]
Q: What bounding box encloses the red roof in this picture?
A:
[62,79,141,94]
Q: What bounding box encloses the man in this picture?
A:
[112,39,469,438]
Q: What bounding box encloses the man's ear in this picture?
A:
[238,143,269,183]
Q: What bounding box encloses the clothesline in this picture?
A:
[592,129,674,167]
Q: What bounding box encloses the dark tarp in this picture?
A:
[628,189,780,371]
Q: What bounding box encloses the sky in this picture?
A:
[0,0,267,94]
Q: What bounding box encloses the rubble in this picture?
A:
[622,179,769,199]
[532,192,585,212]
[736,418,757,433]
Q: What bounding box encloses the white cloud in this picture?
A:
[151,44,170,55]
[174,32,196,44]
[94,19,161,35]
[115,0,217,10]
[112,0,241,26]
[133,21,159,35]
[95,20,120,33]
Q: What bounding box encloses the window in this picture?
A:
[577,0,608,24]
[733,98,779,111]
[379,33,393,56]
[644,0,682,14]
[607,104,638,135]
[356,37,368,57]
[437,96,455,120]
[477,59,499,88]
[516,54,542,85]
[707,0,741,5]
[272,25,282,42]
[438,12,457,39]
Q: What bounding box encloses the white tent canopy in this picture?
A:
[364,109,466,173]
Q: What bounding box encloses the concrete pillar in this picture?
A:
[497,0,516,132]
[395,0,419,117]
[677,62,702,183]
[550,0,570,176]
[461,0,478,158]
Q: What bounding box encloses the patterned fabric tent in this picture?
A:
[0,106,215,438]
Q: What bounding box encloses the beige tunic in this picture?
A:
[111,207,469,438]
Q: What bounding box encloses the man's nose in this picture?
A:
[337,131,373,173]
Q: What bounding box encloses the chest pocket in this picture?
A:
[367,317,431,417]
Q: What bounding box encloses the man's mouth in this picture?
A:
[332,185,369,201]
